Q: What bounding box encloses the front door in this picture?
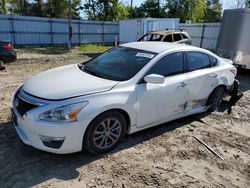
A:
[136,52,188,128]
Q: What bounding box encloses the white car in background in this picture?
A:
[12,42,240,154]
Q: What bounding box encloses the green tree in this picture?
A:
[46,0,68,18]
[28,0,47,17]
[204,0,222,22]
[7,0,80,18]
[246,0,250,7]
[0,0,8,14]
[132,6,145,18]
[46,0,80,18]
[165,0,207,23]
[187,0,206,22]
[71,0,81,19]
[107,0,130,22]
[84,0,101,20]
[84,0,130,21]
[9,0,29,15]
[132,0,166,18]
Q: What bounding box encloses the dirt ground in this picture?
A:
[0,52,250,188]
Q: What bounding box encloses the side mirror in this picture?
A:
[144,74,165,84]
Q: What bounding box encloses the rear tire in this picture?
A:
[207,87,225,112]
[83,111,127,155]
[0,62,5,71]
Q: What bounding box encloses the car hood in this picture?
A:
[22,64,118,100]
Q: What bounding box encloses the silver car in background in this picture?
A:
[137,29,192,45]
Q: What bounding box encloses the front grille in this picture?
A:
[15,94,38,116]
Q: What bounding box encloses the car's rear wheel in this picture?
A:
[207,86,225,111]
[83,111,127,155]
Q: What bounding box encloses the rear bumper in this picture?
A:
[228,79,243,106]
[233,63,246,69]
[0,51,17,63]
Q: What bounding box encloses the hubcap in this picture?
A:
[93,118,121,149]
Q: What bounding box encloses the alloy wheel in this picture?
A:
[93,118,121,149]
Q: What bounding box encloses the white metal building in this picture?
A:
[119,18,180,43]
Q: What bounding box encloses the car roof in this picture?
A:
[148,29,186,35]
[120,41,200,53]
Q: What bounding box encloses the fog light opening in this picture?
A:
[39,135,65,149]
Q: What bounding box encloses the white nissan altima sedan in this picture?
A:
[12,42,239,154]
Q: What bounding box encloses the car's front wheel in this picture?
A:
[83,111,127,154]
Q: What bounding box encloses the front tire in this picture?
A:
[83,111,127,155]
[207,87,225,112]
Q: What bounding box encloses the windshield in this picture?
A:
[80,47,157,81]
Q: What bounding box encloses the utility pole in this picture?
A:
[130,0,133,18]
[158,0,160,16]
[67,0,72,49]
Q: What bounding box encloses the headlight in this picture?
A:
[39,102,88,122]
[12,84,23,103]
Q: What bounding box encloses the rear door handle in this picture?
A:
[178,82,187,88]
[209,73,218,77]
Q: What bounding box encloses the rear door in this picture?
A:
[185,51,220,111]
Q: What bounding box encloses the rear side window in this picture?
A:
[186,52,210,71]
[173,34,182,41]
[181,34,188,39]
[146,52,184,77]
[209,55,218,67]
[163,34,173,42]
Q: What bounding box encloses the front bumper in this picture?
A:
[11,106,91,154]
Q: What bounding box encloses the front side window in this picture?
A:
[149,34,164,41]
[81,47,157,81]
[186,52,210,71]
[146,52,184,77]
[209,55,218,67]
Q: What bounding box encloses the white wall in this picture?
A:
[0,14,119,45]
[180,23,221,51]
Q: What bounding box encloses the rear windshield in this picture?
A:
[81,47,157,81]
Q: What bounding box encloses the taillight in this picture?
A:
[230,68,237,77]
[2,43,13,50]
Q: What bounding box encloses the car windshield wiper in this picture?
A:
[83,67,106,79]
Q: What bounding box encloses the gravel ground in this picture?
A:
[0,53,250,188]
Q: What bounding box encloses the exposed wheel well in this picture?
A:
[219,85,227,92]
[206,84,227,106]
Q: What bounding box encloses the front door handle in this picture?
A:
[178,82,187,88]
[209,73,218,77]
